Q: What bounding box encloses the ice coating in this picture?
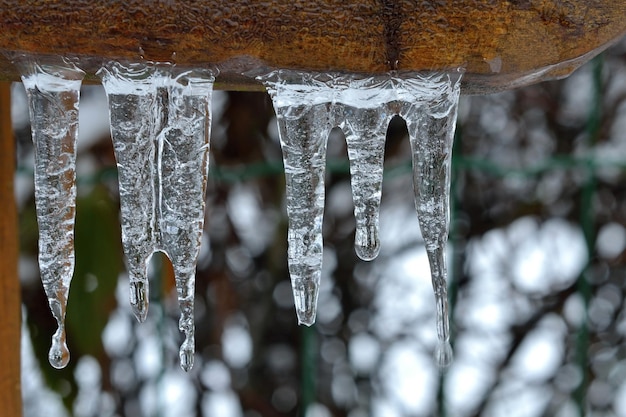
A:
[19,59,85,369]
[99,63,213,371]
[260,70,461,366]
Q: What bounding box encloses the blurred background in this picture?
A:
[12,38,626,417]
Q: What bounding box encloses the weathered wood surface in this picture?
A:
[0,83,21,416]
[0,1,624,93]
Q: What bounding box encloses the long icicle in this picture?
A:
[99,63,213,370]
[20,58,85,369]
[99,63,158,323]
[261,71,334,326]
[279,103,331,326]
[402,72,462,368]
[158,70,213,371]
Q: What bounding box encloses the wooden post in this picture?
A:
[0,82,21,415]
[0,1,624,93]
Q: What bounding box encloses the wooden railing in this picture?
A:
[0,83,20,417]
[0,1,625,93]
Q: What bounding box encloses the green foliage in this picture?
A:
[66,185,122,356]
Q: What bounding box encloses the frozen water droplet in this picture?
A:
[18,57,85,369]
[48,298,70,368]
[99,63,214,370]
[49,334,70,369]
[48,311,70,370]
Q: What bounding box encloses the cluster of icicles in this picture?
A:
[17,56,462,371]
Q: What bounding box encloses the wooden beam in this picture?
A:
[0,1,624,93]
[0,82,22,416]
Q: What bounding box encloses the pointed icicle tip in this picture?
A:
[297,312,317,327]
[293,279,319,327]
[435,341,454,370]
[179,339,195,372]
[21,58,83,370]
[129,281,149,323]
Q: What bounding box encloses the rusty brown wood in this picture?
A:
[0,82,22,416]
[0,1,624,93]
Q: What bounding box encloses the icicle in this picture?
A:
[401,72,462,368]
[158,71,213,371]
[337,79,395,261]
[260,71,336,325]
[19,58,85,369]
[261,69,462,367]
[342,109,387,261]
[99,63,158,323]
[99,63,214,371]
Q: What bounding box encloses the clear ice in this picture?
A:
[99,62,214,371]
[19,58,85,369]
[18,53,458,370]
[260,70,461,366]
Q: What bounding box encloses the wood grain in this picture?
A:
[0,1,624,93]
[0,82,22,416]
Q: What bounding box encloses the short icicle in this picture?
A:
[99,63,214,370]
[337,79,393,261]
[342,109,387,261]
[401,72,462,368]
[19,58,85,369]
[99,63,159,323]
[260,71,335,326]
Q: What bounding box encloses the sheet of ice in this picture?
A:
[99,62,213,371]
[260,70,462,366]
[19,58,85,369]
